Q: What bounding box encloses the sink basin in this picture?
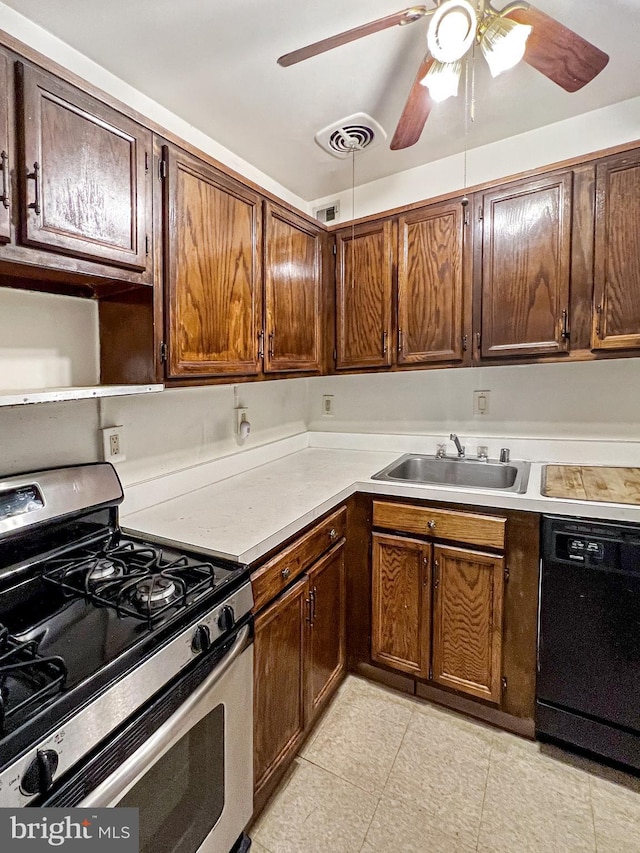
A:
[371,454,531,494]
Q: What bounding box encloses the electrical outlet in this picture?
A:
[473,390,490,416]
[101,426,126,463]
[322,395,335,417]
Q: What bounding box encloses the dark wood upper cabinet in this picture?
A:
[397,200,467,364]
[264,203,322,373]
[371,532,431,679]
[0,50,11,244]
[163,145,262,378]
[335,220,393,369]
[432,544,504,704]
[17,62,151,270]
[592,151,640,351]
[478,172,572,358]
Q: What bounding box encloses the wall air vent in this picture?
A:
[313,201,340,224]
[315,113,386,160]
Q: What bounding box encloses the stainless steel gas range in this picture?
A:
[0,463,254,853]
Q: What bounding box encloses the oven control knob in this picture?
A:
[191,624,211,653]
[21,748,59,796]
[218,605,235,633]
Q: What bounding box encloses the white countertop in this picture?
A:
[122,441,640,565]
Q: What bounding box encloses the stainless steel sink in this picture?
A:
[371,454,531,493]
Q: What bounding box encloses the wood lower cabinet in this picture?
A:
[397,200,468,365]
[264,202,322,373]
[370,501,508,707]
[163,144,262,378]
[252,520,346,808]
[478,171,572,358]
[17,62,151,271]
[592,150,640,351]
[335,219,393,369]
[432,544,504,703]
[371,533,431,678]
[253,576,307,800]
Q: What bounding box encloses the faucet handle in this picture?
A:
[436,443,447,458]
[477,445,489,460]
[499,448,510,463]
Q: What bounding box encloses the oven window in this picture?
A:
[119,704,225,853]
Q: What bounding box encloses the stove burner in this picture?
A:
[87,558,122,582]
[133,577,179,610]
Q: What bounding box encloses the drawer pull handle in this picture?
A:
[329,528,337,541]
[281,567,290,580]
[427,520,436,530]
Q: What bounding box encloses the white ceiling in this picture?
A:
[4,0,640,200]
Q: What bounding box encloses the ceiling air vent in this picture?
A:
[315,113,386,160]
[313,201,340,224]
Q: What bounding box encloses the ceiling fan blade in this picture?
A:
[505,5,609,93]
[277,6,429,67]
[390,55,435,150]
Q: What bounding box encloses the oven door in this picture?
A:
[77,623,253,853]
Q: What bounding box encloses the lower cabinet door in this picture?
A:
[371,533,431,678]
[307,540,346,723]
[253,576,308,798]
[432,544,504,703]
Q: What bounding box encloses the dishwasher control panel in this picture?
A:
[567,537,605,562]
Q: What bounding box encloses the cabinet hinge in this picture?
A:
[333,348,337,362]
[504,566,510,583]
[160,341,168,363]
[464,209,470,226]
[144,151,150,172]
[145,234,150,255]
[332,243,337,255]
[159,159,167,180]
[501,676,508,691]
[478,205,484,222]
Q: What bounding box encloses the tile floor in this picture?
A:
[250,675,640,853]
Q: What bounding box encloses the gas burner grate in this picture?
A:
[0,625,67,738]
[43,538,221,626]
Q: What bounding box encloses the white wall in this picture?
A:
[0,2,308,213]
[307,360,640,442]
[0,288,99,390]
[312,96,640,220]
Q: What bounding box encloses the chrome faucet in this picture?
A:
[450,433,465,458]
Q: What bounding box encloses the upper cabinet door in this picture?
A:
[335,220,393,370]
[479,172,572,358]
[18,63,150,270]
[264,203,322,373]
[0,51,11,244]
[397,201,466,364]
[164,145,262,378]
[592,151,640,351]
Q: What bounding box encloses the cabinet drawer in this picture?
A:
[251,506,347,612]
[373,501,505,550]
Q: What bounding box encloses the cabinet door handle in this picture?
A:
[26,161,41,216]
[305,596,313,625]
[595,304,602,338]
[560,309,570,340]
[257,330,264,359]
[382,330,388,355]
[427,520,436,530]
[268,331,274,358]
[434,558,440,589]
[0,150,9,210]
[312,586,317,622]
[280,567,290,580]
[397,328,403,353]
[462,334,468,352]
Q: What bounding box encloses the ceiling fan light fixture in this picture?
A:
[480,15,532,78]
[427,0,477,63]
[421,59,462,103]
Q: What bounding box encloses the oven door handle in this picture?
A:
[80,623,252,808]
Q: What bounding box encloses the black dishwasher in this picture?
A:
[537,515,640,770]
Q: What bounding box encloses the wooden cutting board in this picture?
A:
[542,465,640,505]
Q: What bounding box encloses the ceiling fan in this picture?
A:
[277,1,609,150]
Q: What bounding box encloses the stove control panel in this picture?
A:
[20,749,59,796]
